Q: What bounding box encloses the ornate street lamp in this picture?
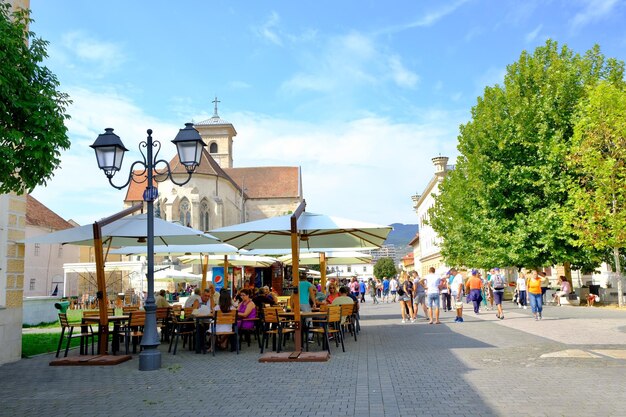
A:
[91,123,206,371]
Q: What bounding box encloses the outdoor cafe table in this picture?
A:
[81,315,129,354]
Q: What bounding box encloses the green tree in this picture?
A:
[373,257,397,279]
[0,4,71,194]
[568,82,626,306]
[430,40,622,271]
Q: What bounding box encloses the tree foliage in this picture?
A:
[373,257,397,279]
[568,82,626,256]
[0,4,71,194]
[430,40,623,270]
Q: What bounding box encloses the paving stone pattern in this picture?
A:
[2,300,626,416]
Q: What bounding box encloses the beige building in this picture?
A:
[411,156,453,276]
[124,102,303,230]
[23,195,80,297]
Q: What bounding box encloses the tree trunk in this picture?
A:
[614,247,623,308]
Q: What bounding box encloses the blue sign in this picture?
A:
[143,186,158,202]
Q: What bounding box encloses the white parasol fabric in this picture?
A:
[109,243,239,256]
[178,254,278,267]
[24,213,220,247]
[209,212,391,250]
[153,267,202,282]
[278,251,372,266]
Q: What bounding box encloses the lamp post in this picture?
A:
[91,123,206,371]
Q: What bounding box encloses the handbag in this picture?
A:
[397,287,405,296]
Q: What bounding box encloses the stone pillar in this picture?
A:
[0,192,26,365]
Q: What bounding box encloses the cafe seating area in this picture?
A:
[58,295,362,360]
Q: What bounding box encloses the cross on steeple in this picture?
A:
[212,96,220,118]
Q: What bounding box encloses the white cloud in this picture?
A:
[281,32,419,95]
[376,0,470,34]
[525,24,543,43]
[571,0,619,29]
[255,11,283,46]
[60,31,126,75]
[388,55,419,88]
[475,66,506,94]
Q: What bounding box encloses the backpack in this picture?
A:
[493,274,505,290]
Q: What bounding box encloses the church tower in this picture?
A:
[194,97,237,169]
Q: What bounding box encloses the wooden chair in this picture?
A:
[82,310,100,318]
[156,307,171,342]
[115,311,145,354]
[260,307,295,353]
[168,314,195,355]
[339,303,358,342]
[122,306,139,315]
[211,310,238,356]
[307,305,344,354]
[56,313,95,357]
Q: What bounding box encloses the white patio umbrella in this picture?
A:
[109,243,239,256]
[210,204,391,356]
[25,213,220,247]
[153,268,202,282]
[209,212,390,250]
[178,254,278,267]
[278,251,372,266]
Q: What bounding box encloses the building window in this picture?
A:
[209,142,218,153]
[347,266,352,273]
[200,200,210,231]
[179,198,191,227]
[34,243,40,256]
[30,278,36,291]
[363,266,366,272]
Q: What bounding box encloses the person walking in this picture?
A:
[349,276,360,300]
[440,274,451,312]
[367,278,378,304]
[424,267,441,324]
[527,270,543,320]
[490,268,506,320]
[412,271,428,320]
[389,276,399,302]
[516,272,528,309]
[359,279,367,303]
[540,271,550,303]
[398,276,415,323]
[382,277,390,303]
[465,270,483,314]
[449,268,464,323]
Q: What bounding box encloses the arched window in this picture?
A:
[209,142,218,153]
[179,198,191,227]
[200,199,210,231]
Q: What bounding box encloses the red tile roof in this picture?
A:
[26,195,74,230]
[224,166,300,199]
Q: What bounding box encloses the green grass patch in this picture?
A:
[22,333,98,357]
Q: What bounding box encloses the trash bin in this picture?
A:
[54,301,70,313]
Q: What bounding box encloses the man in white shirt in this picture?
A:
[389,277,399,302]
[424,267,442,324]
[449,268,464,323]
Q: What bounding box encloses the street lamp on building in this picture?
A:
[91,123,206,371]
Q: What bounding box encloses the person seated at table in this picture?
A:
[155,289,170,308]
[252,286,276,309]
[208,289,237,351]
[325,284,340,304]
[184,288,202,309]
[237,289,257,346]
[553,276,572,306]
[332,286,356,306]
[201,285,219,310]
[268,287,279,304]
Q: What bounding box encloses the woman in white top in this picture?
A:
[516,274,528,309]
[208,289,236,351]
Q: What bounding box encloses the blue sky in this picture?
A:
[29,0,626,226]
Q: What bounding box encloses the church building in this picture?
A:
[123,99,303,230]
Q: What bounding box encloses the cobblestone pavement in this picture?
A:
[3,300,626,417]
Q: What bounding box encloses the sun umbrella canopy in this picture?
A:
[109,243,239,256]
[24,213,220,247]
[154,267,202,282]
[278,251,372,266]
[209,212,391,250]
[178,254,278,267]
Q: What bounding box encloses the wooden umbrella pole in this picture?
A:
[201,254,208,291]
[320,253,327,294]
[290,200,306,352]
[224,255,230,296]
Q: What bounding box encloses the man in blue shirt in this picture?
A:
[382,277,390,303]
[359,279,366,303]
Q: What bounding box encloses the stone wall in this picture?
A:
[0,192,26,365]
